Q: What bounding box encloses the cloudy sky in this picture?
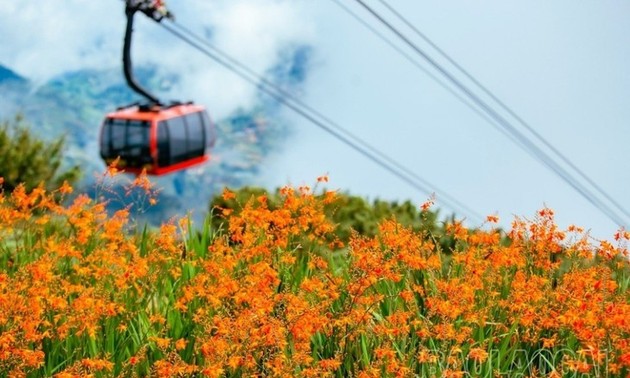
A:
[0,0,314,119]
[1,0,629,239]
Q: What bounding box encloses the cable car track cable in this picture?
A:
[328,0,532,170]
[159,20,484,223]
[373,0,630,223]
[168,21,483,222]
[347,0,628,227]
[329,0,500,132]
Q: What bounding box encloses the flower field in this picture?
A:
[0,175,629,377]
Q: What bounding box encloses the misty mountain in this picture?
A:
[0,45,312,224]
[0,66,26,84]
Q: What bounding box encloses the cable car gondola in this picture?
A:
[99,0,216,176]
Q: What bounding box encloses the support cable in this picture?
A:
[374,0,630,222]
[329,0,529,167]
[159,20,484,223]
[348,0,628,227]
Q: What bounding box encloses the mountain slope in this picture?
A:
[0,65,26,84]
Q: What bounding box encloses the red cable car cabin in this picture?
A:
[99,2,216,176]
[100,104,216,176]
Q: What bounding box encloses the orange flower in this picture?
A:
[486,214,499,223]
[467,347,488,363]
[175,338,187,351]
[106,157,121,177]
[420,194,435,211]
[59,180,73,195]
[1,177,628,377]
[222,188,236,200]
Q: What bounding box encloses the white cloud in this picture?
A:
[167,0,315,118]
[0,1,121,81]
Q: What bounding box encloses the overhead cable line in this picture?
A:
[328,0,529,163]
[168,22,482,220]
[158,20,484,223]
[329,0,500,131]
[374,0,630,223]
[347,0,628,227]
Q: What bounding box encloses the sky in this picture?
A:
[261,0,630,240]
[1,0,629,240]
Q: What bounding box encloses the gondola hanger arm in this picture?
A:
[122,0,175,105]
[126,0,174,22]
